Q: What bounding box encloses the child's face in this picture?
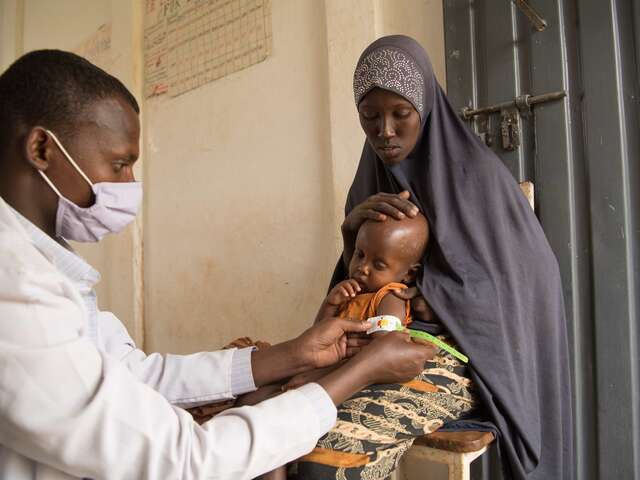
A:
[348,221,417,293]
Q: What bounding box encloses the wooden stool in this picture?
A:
[402,430,495,480]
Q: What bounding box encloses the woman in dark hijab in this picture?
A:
[298,35,573,480]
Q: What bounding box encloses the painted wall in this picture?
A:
[143,0,337,351]
[0,0,446,358]
[0,0,446,359]
[143,0,445,353]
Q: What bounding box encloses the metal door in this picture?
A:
[443,1,640,478]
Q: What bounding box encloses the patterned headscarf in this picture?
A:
[353,46,426,117]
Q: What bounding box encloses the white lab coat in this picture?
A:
[0,196,336,480]
[7,200,259,408]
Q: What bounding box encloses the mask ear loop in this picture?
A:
[44,129,94,188]
[37,169,64,198]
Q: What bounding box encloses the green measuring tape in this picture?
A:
[368,315,469,364]
[405,328,469,364]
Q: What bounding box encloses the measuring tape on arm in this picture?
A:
[366,315,469,364]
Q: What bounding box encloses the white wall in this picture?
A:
[0,0,23,71]
[143,0,337,351]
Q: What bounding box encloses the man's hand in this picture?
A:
[354,331,438,384]
[249,318,370,387]
[316,331,438,405]
[293,317,371,369]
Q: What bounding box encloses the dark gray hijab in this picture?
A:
[336,35,573,479]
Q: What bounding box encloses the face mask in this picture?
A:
[38,129,142,242]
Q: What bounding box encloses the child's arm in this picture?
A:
[370,293,408,336]
[314,279,361,323]
[376,292,408,320]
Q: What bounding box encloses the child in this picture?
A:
[318,212,428,327]
[283,213,429,391]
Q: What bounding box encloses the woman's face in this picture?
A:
[358,88,421,166]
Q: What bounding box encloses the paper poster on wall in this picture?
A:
[74,23,113,72]
[144,0,272,98]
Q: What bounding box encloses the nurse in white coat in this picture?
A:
[0,50,436,479]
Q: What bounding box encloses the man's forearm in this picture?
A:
[315,356,370,406]
[250,339,311,387]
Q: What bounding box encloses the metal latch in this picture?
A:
[500,109,520,151]
[461,90,566,151]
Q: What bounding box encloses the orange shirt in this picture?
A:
[337,282,412,325]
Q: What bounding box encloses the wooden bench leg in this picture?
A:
[448,450,486,480]
[448,453,469,480]
[402,444,487,480]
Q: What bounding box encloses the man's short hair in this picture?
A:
[0,49,139,149]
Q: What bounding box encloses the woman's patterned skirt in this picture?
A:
[296,338,476,480]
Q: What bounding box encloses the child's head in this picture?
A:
[348,213,429,292]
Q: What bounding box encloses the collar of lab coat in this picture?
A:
[0,196,100,289]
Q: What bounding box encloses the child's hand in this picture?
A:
[326,279,362,306]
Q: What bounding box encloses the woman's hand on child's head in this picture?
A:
[327,279,362,305]
[354,331,438,385]
[342,191,419,234]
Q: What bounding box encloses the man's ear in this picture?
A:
[402,262,422,284]
[23,127,52,172]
